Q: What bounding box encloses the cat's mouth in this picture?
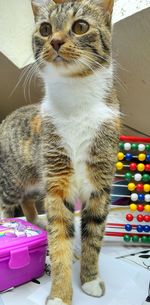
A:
[53,55,69,65]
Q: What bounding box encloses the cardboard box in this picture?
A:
[0,0,150,136]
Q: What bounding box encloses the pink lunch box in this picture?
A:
[0,218,47,292]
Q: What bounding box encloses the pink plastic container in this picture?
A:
[0,218,47,292]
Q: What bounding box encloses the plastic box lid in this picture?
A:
[0,218,47,259]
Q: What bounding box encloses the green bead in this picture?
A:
[119,142,124,150]
[132,235,139,243]
[124,234,131,242]
[145,144,150,151]
[131,143,138,150]
[125,172,132,182]
[141,236,149,243]
[142,174,150,182]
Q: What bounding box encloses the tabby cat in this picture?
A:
[0,0,120,304]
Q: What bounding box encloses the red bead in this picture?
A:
[145,164,150,172]
[136,183,143,192]
[137,214,144,222]
[137,204,144,212]
[144,215,150,222]
[126,214,134,221]
[130,163,137,171]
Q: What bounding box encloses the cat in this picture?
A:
[0,0,120,304]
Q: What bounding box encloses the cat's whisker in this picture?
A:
[23,57,44,103]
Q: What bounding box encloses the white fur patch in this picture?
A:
[40,63,119,203]
[82,277,105,297]
[46,298,67,305]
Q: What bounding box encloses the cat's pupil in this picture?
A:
[40,22,52,37]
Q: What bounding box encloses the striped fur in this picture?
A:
[0,1,120,305]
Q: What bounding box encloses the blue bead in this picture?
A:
[125,153,132,161]
[146,154,150,162]
[138,194,144,201]
[143,225,150,233]
[125,224,132,231]
[137,225,143,232]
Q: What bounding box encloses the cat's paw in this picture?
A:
[82,277,105,297]
[46,298,67,305]
[33,216,47,230]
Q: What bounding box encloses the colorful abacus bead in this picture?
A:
[138,153,146,161]
[143,184,150,192]
[137,225,143,232]
[128,183,136,191]
[146,154,150,162]
[145,194,150,202]
[130,163,137,171]
[125,172,132,181]
[125,224,132,231]
[131,193,138,201]
[144,215,150,222]
[137,163,145,172]
[144,205,150,213]
[131,143,138,150]
[146,144,150,151]
[132,235,139,243]
[137,204,144,212]
[138,194,144,201]
[134,173,142,181]
[126,214,134,221]
[116,162,123,170]
[142,174,150,182]
[141,236,149,243]
[117,152,124,161]
[130,203,137,212]
[123,234,131,242]
[145,164,150,172]
[144,225,150,233]
[137,214,144,222]
[119,142,124,150]
[125,153,132,161]
[138,144,145,151]
[124,143,131,151]
[136,183,143,192]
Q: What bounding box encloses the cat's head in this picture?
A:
[31,0,114,77]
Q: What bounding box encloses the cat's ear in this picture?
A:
[31,0,46,16]
[99,0,114,25]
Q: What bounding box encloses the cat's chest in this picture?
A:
[54,109,105,200]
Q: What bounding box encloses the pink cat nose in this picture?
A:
[51,39,65,52]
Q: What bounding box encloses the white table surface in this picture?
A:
[0,243,149,305]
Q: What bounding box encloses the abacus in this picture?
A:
[107,135,150,245]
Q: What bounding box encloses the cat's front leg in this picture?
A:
[45,195,74,305]
[81,190,110,297]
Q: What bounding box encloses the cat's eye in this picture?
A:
[72,20,89,35]
[39,22,52,37]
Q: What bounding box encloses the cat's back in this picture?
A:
[0,104,41,149]
[0,104,42,179]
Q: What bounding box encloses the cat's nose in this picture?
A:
[51,39,65,52]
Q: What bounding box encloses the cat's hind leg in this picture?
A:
[0,199,15,219]
[21,197,47,229]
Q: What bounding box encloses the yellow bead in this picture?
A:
[116,162,123,170]
[128,183,136,191]
[138,153,146,161]
[144,204,150,213]
[144,184,150,192]
[137,163,145,172]
[130,203,137,212]
[117,152,124,161]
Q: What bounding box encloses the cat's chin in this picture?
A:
[52,56,69,66]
